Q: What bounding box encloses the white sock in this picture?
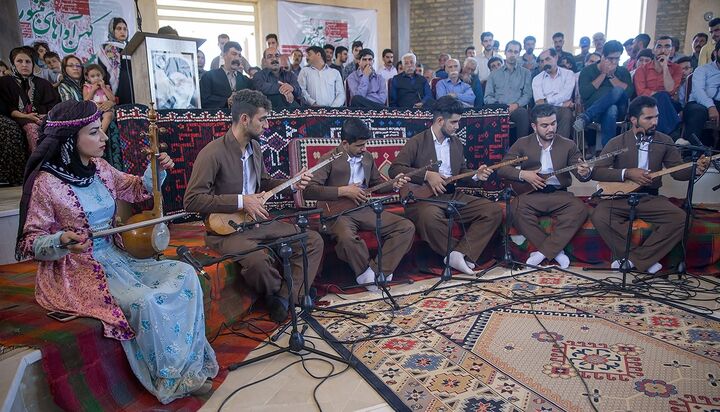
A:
[386,273,393,282]
[611,259,634,270]
[647,262,662,274]
[525,251,545,267]
[356,267,378,292]
[554,251,570,269]
[447,251,475,275]
[465,259,476,270]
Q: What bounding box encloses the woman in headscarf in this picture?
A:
[57,55,84,102]
[0,46,59,152]
[97,17,132,104]
[16,100,218,403]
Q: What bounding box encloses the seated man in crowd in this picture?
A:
[460,57,484,107]
[631,49,654,78]
[298,45,345,107]
[552,32,577,72]
[289,49,303,76]
[574,40,633,155]
[575,36,591,71]
[497,104,591,268]
[304,118,415,291]
[184,90,324,322]
[200,41,251,109]
[584,52,601,69]
[389,53,432,108]
[252,47,302,110]
[435,58,476,107]
[389,96,502,275]
[591,96,708,274]
[633,36,682,134]
[342,41,364,80]
[346,48,387,109]
[488,56,503,73]
[690,32,708,69]
[465,46,476,58]
[675,56,693,114]
[626,33,651,71]
[435,53,450,79]
[484,40,533,142]
[522,36,538,72]
[698,18,720,67]
[532,48,576,138]
[683,41,720,146]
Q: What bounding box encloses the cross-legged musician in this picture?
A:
[389,96,503,274]
[303,119,415,290]
[591,96,709,274]
[184,90,324,322]
[497,104,591,268]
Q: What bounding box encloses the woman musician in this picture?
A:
[16,100,218,403]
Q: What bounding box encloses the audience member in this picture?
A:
[436,58,475,107]
[389,53,432,108]
[298,45,345,107]
[488,56,503,72]
[83,64,115,132]
[683,41,720,145]
[484,40,532,140]
[210,34,229,70]
[585,52,601,67]
[157,25,179,36]
[97,17,132,104]
[575,36,591,71]
[698,18,719,66]
[378,49,398,84]
[669,37,686,62]
[435,53,450,79]
[265,33,279,49]
[32,41,49,71]
[343,41,363,80]
[331,46,348,76]
[691,32,708,69]
[252,47,302,110]
[631,49,654,78]
[416,63,424,77]
[532,48,575,137]
[346,49,386,109]
[57,55,84,102]
[247,66,261,78]
[465,46,476,58]
[460,57,484,107]
[476,32,498,81]
[323,44,335,64]
[41,51,61,85]
[200,41,251,109]
[623,38,635,65]
[197,50,207,78]
[575,40,633,153]
[0,46,59,152]
[552,32,577,72]
[558,54,575,71]
[633,36,682,134]
[626,33,652,72]
[493,40,500,53]
[593,32,606,54]
[675,56,693,111]
[522,36,538,71]
[422,66,435,83]
[0,61,11,76]
[290,49,304,76]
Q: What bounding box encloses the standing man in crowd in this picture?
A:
[378,49,398,84]
[593,32,606,55]
[331,46,348,76]
[323,44,335,64]
[289,49,303,76]
[343,41,364,80]
[690,32,708,69]
[201,41,251,109]
[552,32,577,72]
[533,48,576,138]
[575,36,591,71]
[484,40,533,142]
[522,36,538,72]
[698,18,720,67]
[476,32,498,82]
[298,45,345,107]
[435,53,450,79]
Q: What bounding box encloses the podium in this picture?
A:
[123,33,205,109]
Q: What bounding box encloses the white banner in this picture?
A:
[277,1,377,58]
[16,0,137,62]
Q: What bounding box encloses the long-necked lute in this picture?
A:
[206,152,344,235]
[399,156,528,199]
[597,153,720,195]
[509,148,628,195]
[316,160,441,215]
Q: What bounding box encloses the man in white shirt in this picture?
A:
[476,32,498,82]
[298,45,346,107]
[532,48,576,138]
[378,48,398,84]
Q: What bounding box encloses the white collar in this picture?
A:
[431,128,449,145]
[536,134,555,151]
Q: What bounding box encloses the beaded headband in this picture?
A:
[45,109,102,128]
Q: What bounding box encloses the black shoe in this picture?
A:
[266,295,289,323]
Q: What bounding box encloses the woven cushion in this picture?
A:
[289,137,408,208]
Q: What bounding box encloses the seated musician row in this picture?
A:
[184,92,710,323]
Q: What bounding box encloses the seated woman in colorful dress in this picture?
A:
[16,100,218,404]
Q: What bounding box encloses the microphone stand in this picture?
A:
[321,195,407,310]
[228,232,351,371]
[584,192,651,288]
[635,138,720,285]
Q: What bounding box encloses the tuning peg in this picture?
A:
[158,127,167,134]
[159,143,168,151]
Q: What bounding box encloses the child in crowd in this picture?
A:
[43,52,62,86]
[0,61,11,76]
[83,64,115,132]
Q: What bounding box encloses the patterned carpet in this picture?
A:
[308,271,720,412]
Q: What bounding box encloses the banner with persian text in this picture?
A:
[16,0,136,62]
[277,1,377,57]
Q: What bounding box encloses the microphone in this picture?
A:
[401,191,415,207]
[591,188,604,199]
[712,182,720,191]
[177,246,211,280]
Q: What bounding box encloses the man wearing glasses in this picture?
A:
[251,47,303,110]
[632,36,683,135]
[574,40,634,155]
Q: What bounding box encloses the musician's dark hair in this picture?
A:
[530,104,557,124]
[341,118,371,144]
[628,96,657,120]
[432,95,465,121]
[231,89,272,123]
